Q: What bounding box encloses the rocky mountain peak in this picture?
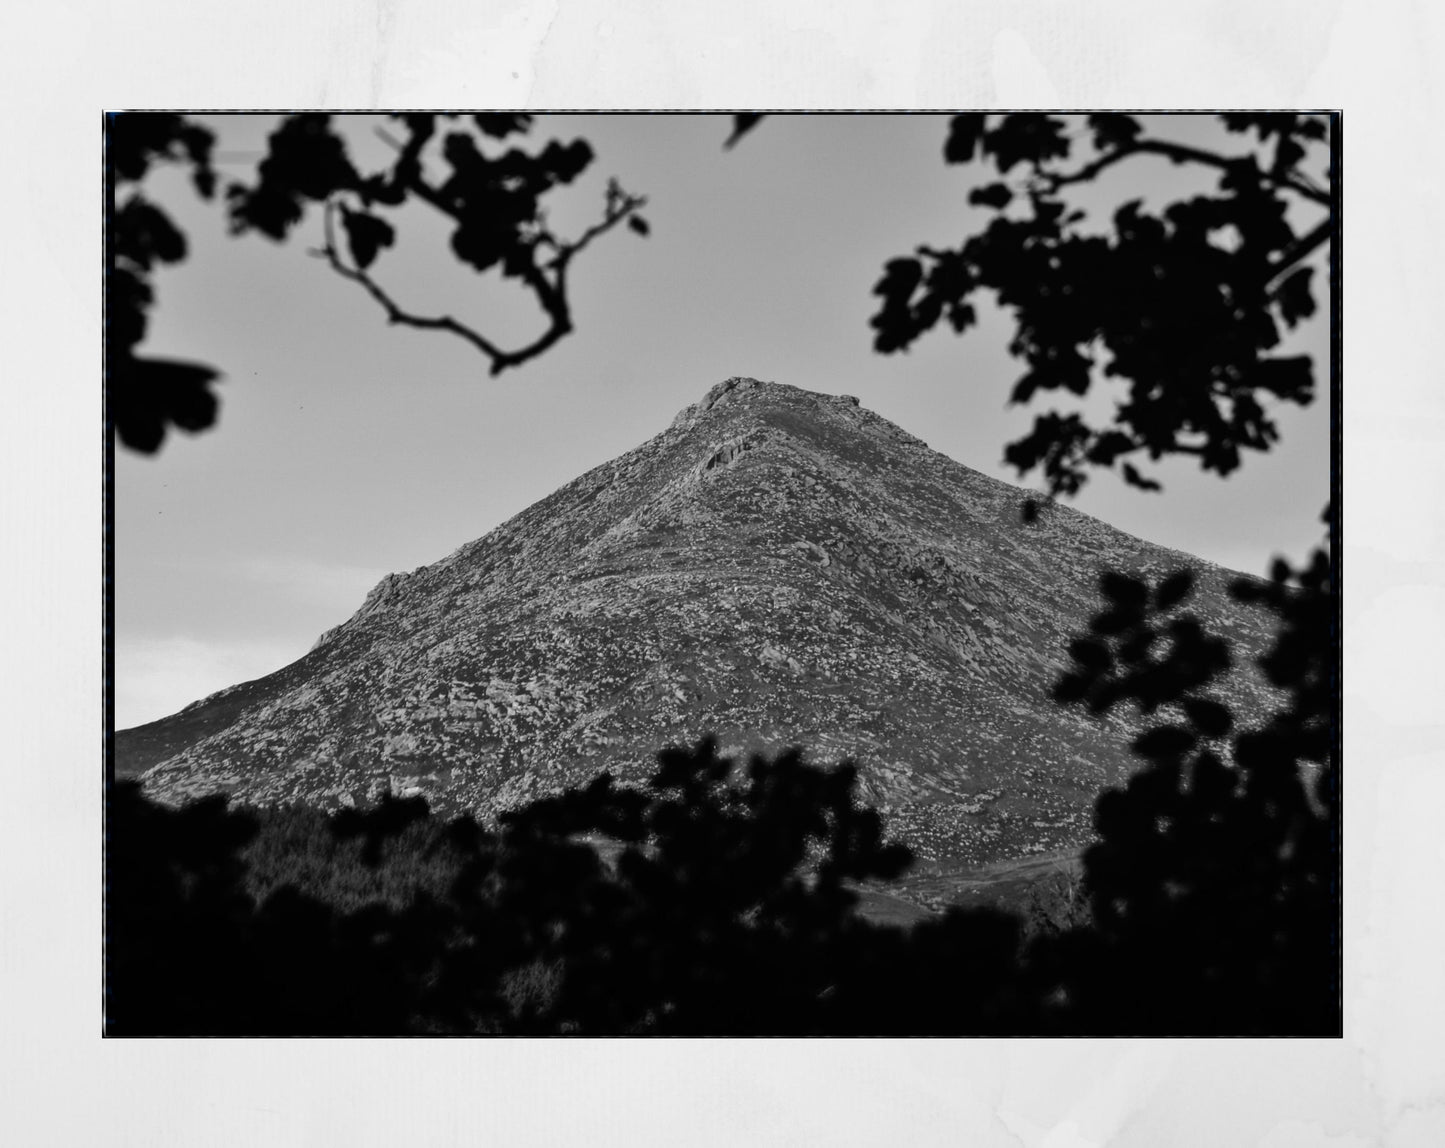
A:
[668,375,861,432]
[118,376,1279,869]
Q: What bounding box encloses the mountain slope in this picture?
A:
[118,377,1278,866]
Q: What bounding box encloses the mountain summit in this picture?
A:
[118,377,1276,866]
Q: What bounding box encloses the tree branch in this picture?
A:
[1132,139,1330,206]
[1034,145,1141,194]
[1036,137,1331,207]
[374,124,648,272]
[1266,217,1333,289]
[544,179,647,272]
[316,200,513,370]
[314,167,646,376]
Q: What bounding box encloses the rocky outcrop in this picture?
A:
[119,377,1281,866]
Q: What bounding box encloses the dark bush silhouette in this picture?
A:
[109,741,1041,1035]
[1025,518,1338,1034]
[105,782,454,1034]
[460,742,917,1034]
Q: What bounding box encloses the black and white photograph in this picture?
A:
[107,111,1338,1038]
[4,0,1444,1140]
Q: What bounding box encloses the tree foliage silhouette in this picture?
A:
[105,781,451,1034]
[425,740,921,1034]
[107,114,223,453]
[869,113,1333,500]
[107,113,651,454]
[228,113,648,375]
[1033,520,1338,1034]
[859,112,1340,1033]
[110,741,1030,1035]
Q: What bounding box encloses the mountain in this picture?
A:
[117,377,1279,869]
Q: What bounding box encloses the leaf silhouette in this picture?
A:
[1087,113,1142,151]
[724,114,766,149]
[474,114,533,139]
[1132,725,1197,761]
[944,114,988,164]
[1122,463,1162,492]
[340,208,395,270]
[1182,697,1233,738]
[969,183,1012,210]
[1274,266,1316,328]
[1154,570,1195,611]
[113,357,221,453]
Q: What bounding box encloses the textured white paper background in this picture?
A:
[2,2,1442,1144]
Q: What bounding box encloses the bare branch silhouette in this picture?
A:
[312,178,646,376]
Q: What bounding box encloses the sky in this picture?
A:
[115,113,1332,729]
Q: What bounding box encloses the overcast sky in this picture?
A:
[115,113,1331,729]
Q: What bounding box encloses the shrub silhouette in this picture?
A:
[466,742,918,1034]
[108,742,1038,1035]
[105,782,450,1034]
[1032,523,1338,1034]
